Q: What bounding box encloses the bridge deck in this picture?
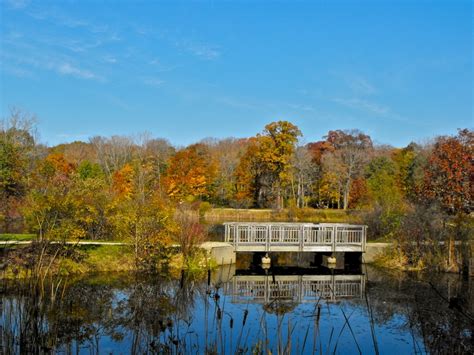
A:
[224,222,367,253]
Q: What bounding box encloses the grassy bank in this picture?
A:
[204,207,362,223]
[59,245,135,274]
[2,242,210,279]
[0,233,35,241]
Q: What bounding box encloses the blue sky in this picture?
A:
[0,0,472,147]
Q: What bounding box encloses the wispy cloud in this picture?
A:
[331,97,413,124]
[346,76,377,95]
[148,58,177,72]
[176,40,221,60]
[329,71,378,96]
[5,0,29,9]
[142,77,165,87]
[27,8,109,34]
[104,95,133,111]
[332,97,389,115]
[0,61,35,78]
[58,63,101,80]
[216,96,258,109]
[1,50,104,81]
[61,39,104,53]
[103,55,117,64]
[286,103,317,113]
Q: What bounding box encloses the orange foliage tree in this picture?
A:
[163,144,217,201]
[112,163,135,199]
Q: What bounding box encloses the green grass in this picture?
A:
[0,234,128,243]
[56,245,135,275]
[81,245,135,272]
[0,233,35,241]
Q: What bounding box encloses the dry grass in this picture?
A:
[204,207,362,223]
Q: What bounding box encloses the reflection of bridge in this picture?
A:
[224,223,367,253]
[226,274,365,303]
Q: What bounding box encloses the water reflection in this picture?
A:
[1,266,473,354]
[228,274,365,304]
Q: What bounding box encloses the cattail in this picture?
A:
[217,308,222,320]
[243,309,249,326]
[230,317,234,329]
[180,270,185,289]
[159,319,166,332]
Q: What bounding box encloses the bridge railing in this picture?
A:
[224,222,367,252]
[303,226,334,244]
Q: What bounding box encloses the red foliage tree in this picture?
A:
[423,129,473,213]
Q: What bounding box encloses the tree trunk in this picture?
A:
[343,190,349,210]
[343,180,351,210]
[276,185,282,210]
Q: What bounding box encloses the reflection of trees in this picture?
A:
[1,272,205,354]
[52,279,120,352]
[2,275,124,354]
[365,267,473,353]
[115,275,179,353]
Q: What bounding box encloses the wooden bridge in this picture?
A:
[224,222,367,253]
[225,274,365,303]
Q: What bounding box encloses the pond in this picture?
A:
[1,265,473,354]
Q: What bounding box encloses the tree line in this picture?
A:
[0,108,472,270]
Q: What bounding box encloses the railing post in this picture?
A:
[363,226,367,252]
[299,225,304,251]
[266,225,270,252]
[331,274,336,302]
[332,225,336,252]
[236,225,240,249]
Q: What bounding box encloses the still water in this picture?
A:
[1,265,473,354]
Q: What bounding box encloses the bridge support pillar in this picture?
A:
[322,252,345,269]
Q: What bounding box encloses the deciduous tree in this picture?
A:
[322,130,373,209]
[163,144,217,201]
[424,129,473,214]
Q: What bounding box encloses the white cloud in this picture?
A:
[57,63,101,81]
